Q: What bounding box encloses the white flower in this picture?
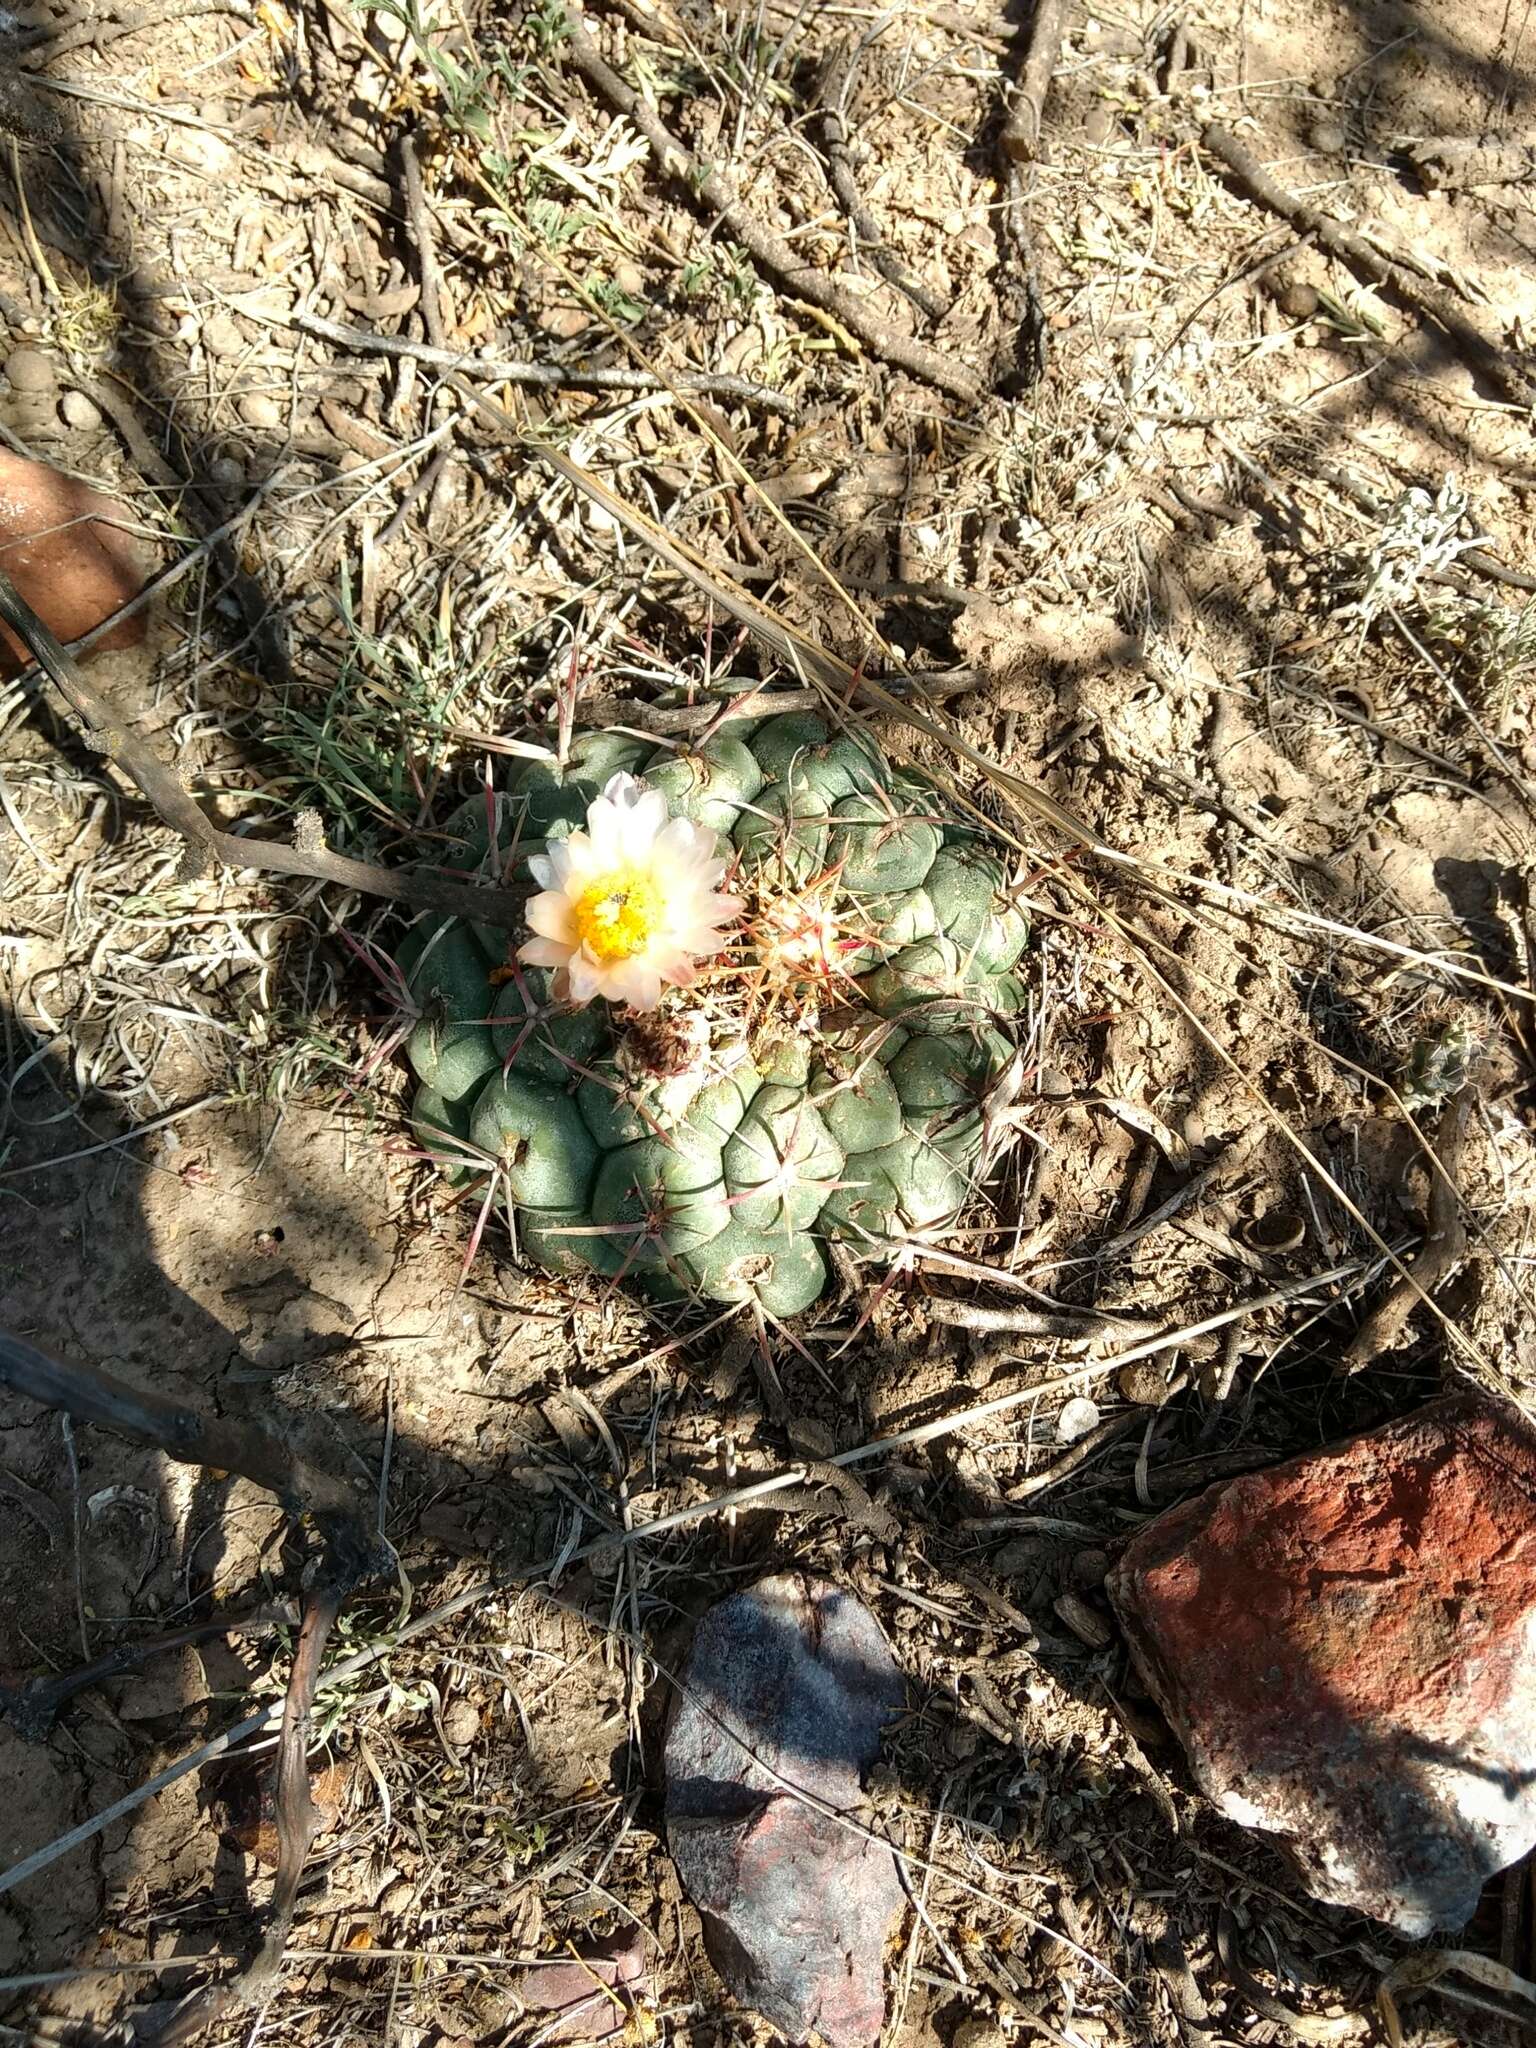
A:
[518,772,741,1009]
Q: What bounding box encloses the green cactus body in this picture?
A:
[402,711,1028,1312]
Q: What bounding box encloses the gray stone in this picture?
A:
[4,347,56,395]
[666,1573,905,2047]
[238,392,283,431]
[59,389,102,431]
[201,312,247,359]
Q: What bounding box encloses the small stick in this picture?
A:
[147,1587,344,2047]
[557,10,984,405]
[1403,135,1536,192]
[17,0,254,61]
[0,1331,374,1540]
[399,132,447,355]
[0,1608,290,1743]
[1000,0,1066,163]
[993,0,1061,383]
[0,569,533,930]
[1202,123,1536,411]
[817,49,945,322]
[1340,1088,1472,1373]
[926,1300,1160,1343]
[274,306,797,414]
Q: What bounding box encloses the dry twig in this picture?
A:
[0,1609,290,1743]
[277,305,798,413]
[816,47,945,322]
[1203,124,1536,411]
[1340,1087,1473,1373]
[992,0,1063,383]
[558,9,984,405]
[0,569,533,930]
[1403,134,1536,192]
[1000,0,1066,163]
[0,1330,384,2043]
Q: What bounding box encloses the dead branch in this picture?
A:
[0,568,533,931]
[17,0,254,61]
[148,1588,345,2047]
[1202,123,1536,412]
[1340,1087,1472,1373]
[1000,0,1066,162]
[1403,134,1536,192]
[0,1329,383,2043]
[399,130,448,356]
[0,1330,377,1550]
[558,9,985,406]
[0,1607,291,1743]
[276,305,799,414]
[816,47,945,322]
[992,0,1062,385]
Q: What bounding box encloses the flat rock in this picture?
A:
[1108,1390,1536,1934]
[0,451,149,676]
[666,1573,905,2047]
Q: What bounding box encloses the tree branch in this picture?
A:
[0,568,532,931]
[558,10,985,405]
[1203,123,1536,411]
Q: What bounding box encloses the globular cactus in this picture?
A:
[399,711,1027,1315]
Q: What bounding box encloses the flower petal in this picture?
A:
[525,891,577,942]
[652,816,713,866]
[518,936,573,968]
[566,949,605,1004]
[618,787,670,860]
[605,957,664,1009]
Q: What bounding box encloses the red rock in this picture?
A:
[516,1930,646,2042]
[0,450,148,677]
[1108,1391,1536,1934]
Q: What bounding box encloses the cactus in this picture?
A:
[399,712,1027,1315]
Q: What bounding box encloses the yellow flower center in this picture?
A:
[572,866,664,963]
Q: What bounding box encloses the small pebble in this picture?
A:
[1278,280,1321,320]
[238,392,283,431]
[206,453,245,488]
[1310,119,1348,155]
[611,257,646,298]
[994,1538,1049,1577]
[441,1698,481,1750]
[5,347,57,395]
[376,1876,415,1917]
[537,303,590,340]
[953,2021,1006,2048]
[59,389,102,431]
[1072,1546,1112,1589]
[1119,1360,1177,1406]
[1083,104,1114,145]
[1057,1396,1100,1444]
[201,312,247,359]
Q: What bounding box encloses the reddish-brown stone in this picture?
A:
[1108,1391,1536,1934]
[0,451,148,677]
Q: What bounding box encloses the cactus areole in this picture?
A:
[399,711,1028,1316]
